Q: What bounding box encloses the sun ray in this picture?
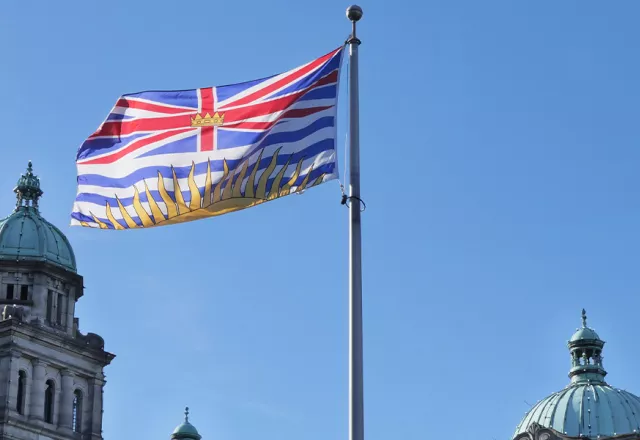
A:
[256,148,281,199]
[245,150,264,199]
[144,179,165,223]
[132,186,154,227]
[296,165,314,193]
[203,159,212,208]
[105,202,125,230]
[279,158,304,196]
[212,159,229,203]
[268,155,292,200]
[116,196,138,228]
[222,165,236,201]
[172,166,190,215]
[187,162,201,210]
[232,161,249,198]
[157,172,178,218]
[90,213,109,229]
[311,174,326,187]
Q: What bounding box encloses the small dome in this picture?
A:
[171,408,201,440]
[0,162,76,272]
[569,311,602,343]
[569,326,601,342]
[172,423,200,438]
[514,310,640,438]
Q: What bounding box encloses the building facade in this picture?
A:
[0,163,114,440]
[513,310,640,440]
[0,162,201,440]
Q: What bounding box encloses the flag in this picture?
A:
[71,46,344,230]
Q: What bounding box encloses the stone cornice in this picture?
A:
[0,318,115,367]
[0,415,86,440]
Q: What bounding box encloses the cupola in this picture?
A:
[0,162,76,272]
[514,310,640,439]
[171,407,202,440]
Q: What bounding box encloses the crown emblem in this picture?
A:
[191,112,225,127]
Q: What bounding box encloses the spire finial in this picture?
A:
[582,308,588,328]
[184,406,189,422]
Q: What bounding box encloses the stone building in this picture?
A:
[513,310,640,440]
[0,163,200,440]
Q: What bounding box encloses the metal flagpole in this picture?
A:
[346,5,364,440]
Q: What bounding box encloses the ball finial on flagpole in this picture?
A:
[346,5,363,22]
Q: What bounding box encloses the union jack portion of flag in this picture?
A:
[71,46,344,229]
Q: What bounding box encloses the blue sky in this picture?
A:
[1,1,639,439]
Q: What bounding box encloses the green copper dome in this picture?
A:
[171,408,201,440]
[0,162,76,272]
[514,310,640,439]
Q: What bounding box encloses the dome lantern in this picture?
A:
[567,309,607,384]
[13,161,43,211]
[171,407,202,440]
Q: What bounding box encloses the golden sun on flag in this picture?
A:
[82,148,326,230]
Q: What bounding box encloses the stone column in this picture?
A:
[0,357,10,414]
[89,373,105,439]
[32,274,47,320]
[7,350,21,414]
[59,369,74,430]
[65,292,74,334]
[28,359,45,421]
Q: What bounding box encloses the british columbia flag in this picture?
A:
[72,46,344,229]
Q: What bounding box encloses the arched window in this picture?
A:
[44,380,54,423]
[16,370,26,414]
[72,389,83,433]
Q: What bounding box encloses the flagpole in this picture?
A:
[346,5,364,440]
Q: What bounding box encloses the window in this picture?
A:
[16,371,26,414]
[56,293,63,325]
[6,284,14,300]
[46,290,53,323]
[20,285,28,301]
[44,380,54,423]
[72,390,83,433]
